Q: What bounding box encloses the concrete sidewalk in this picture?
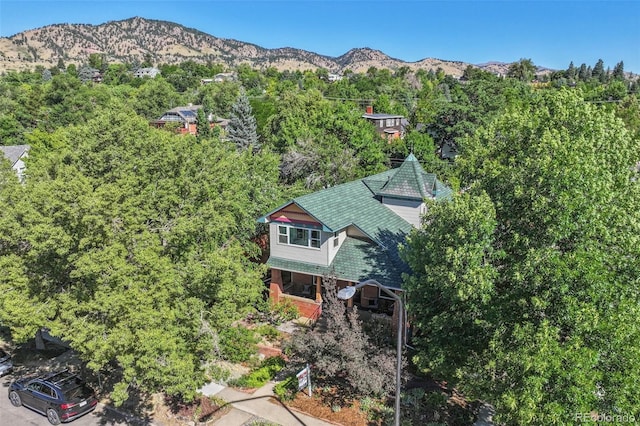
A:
[201,381,335,426]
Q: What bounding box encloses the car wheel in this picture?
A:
[47,408,61,425]
[8,390,21,407]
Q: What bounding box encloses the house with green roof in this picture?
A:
[258,154,452,319]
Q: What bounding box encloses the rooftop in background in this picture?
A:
[362,113,404,120]
[0,144,29,166]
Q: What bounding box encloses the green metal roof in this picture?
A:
[291,175,413,246]
[258,155,452,238]
[261,155,452,290]
[267,236,409,289]
[371,153,439,200]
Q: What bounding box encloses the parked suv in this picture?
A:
[0,348,12,376]
[8,369,98,424]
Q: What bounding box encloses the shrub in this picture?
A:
[207,364,231,383]
[286,275,398,398]
[270,299,299,323]
[255,324,281,341]
[273,375,298,401]
[219,326,259,363]
[231,356,286,388]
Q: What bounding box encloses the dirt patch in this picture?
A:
[282,377,477,426]
[286,388,370,426]
[153,393,230,426]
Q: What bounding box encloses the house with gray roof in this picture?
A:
[150,105,228,136]
[133,67,161,79]
[363,106,407,140]
[258,154,452,319]
[0,144,30,182]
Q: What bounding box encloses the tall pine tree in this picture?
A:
[612,61,625,80]
[227,89,259,152]
[592,58,606,82]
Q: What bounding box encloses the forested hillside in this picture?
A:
[0,58,639,424]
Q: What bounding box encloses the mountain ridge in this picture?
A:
[0,16,519,76]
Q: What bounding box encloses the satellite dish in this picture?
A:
[337,286,356,300]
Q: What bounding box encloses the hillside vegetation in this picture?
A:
[1,16,480,75]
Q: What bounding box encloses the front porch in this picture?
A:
[269,268,400,322]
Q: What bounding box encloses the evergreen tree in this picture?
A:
[592,59,606,82]
[565,61,576,80]
[578,63,589,81]
[613,61,625,80]
[227,89,259,151]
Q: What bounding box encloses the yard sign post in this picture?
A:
[297,364,312,396]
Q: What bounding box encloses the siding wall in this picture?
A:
[346,225,368,239]
[328,229,345,264]
[381,197,424,228]
[269,223,330,265]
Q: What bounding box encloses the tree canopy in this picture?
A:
[403,89,640,424]
[0,100,281,405]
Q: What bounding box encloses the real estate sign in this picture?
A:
[296,364,312,396]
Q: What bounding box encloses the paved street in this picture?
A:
[0,375,132,426]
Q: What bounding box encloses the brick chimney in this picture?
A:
[366,105,373,114]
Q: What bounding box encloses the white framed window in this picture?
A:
[379,120,383,128]
[386,118,394,126]
[278,226,288,244]
[310,230,321,248]
[277,225,321,249]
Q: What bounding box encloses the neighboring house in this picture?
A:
[150,105,228,136]
[328,73,343,82]
[0,144,30,182]
[78,67,102,83]
[151,105,201,135]
[133,67,161,78]
[214,72,235,82]
[258,154,452,320]
[362,106,407,140]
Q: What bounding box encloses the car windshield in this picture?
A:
[62,382,94,402]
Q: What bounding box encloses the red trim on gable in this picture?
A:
[269,207,320,225]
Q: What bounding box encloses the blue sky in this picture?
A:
[1,0,639,73]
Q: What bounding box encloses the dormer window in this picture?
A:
[278,225,321,249]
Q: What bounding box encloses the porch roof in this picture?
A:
[267,236,408,290]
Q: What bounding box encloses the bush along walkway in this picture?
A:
[200,380,336,426]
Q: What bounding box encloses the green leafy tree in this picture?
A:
[195,80,240,118]
[264,89,386,183]
[88,53,107,72]
[507,58,536,82]
[132,77,182,119]
[0,101,281,405]
[403,89,640,424]
[196,107,213,140]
